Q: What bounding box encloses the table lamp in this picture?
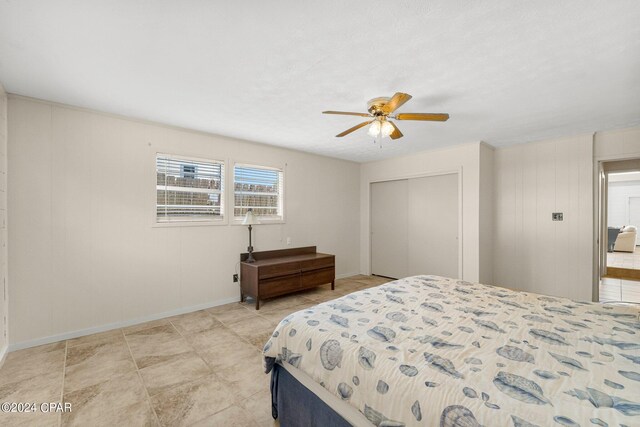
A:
[242,208,260,262]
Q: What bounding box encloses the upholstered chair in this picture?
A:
[614,225,638,252]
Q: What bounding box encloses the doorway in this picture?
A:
[370,172,459,280]
[597,159,640,303]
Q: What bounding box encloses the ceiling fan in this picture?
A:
[323,92,449,140]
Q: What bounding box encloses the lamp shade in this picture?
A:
[380,121,394,137]
[367,120,381,137]
[242,209,261,225]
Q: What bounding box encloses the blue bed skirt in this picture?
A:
[271,363,352,427]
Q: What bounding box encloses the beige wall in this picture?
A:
[360,142,491,283]
[594,127,640,161]
[8,96,361,348]
[493,134,594,300]
[479,143,494,284]
[0,85,7,362]
[493,126,640,301]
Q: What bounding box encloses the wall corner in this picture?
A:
[478,142,494,284]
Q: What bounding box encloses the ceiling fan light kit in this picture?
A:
[367,119,394,138]
[367,120,381,137]
[323,92,449,143]
[379,121,394,137]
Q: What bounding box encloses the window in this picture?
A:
[234,164,284,221]
[156,154,224,223]
[181,164,196,179]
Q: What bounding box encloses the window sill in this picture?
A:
[231,219,285,226]
[152,220,228,228]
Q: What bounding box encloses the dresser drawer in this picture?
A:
[258,262,301,280]
[260,274,301,298]
[301,267,334,288]
[300,256,335,272]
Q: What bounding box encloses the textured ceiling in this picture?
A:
[1,1,639,162]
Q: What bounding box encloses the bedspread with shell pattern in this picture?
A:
[263,276,640,427]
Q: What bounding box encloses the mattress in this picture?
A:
[263,275,640,426]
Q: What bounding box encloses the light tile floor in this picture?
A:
[607,247,640,269]
[0,275,388,427]
[599,277,640,304]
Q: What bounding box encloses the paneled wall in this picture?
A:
[361,142,493,284]
[0,85,7,362]
[594,127,640,160]
[8,96,361,348]
[479,143,494,284]
[493,134,593,300]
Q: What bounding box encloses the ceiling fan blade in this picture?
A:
[389,121,403,140]
[395,113,450,121]
[382,92,412,114]
[336,120,373,137]
[323,111,371,117]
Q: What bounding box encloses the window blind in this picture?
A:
[156,154,225,222]
[234,164,284,220]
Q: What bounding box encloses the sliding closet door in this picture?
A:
[371,180,408,279]
[407,174,459,278]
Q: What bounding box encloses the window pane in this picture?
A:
[156,155,224,222]
[234,165,283,219]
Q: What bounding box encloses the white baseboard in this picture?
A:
[8,296,240,353]
[0,343,8,369]
[8,273,363,353]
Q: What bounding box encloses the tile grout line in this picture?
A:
[200,307,264,361]
[204,304,294,408]
[2,278,378,426]
[121,327,162,427]
[58,340,68,427]
[125,323,190,423]
[123,317,233,411]
[219,282,374,351]
[166,315,241,423]
[124,313,266,421]
[234,389,273,427]
[208,317,266,354]
[166,317,226,373]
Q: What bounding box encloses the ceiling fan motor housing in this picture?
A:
[367,97,391,115]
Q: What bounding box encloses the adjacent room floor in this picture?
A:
[606,248,640,269]
[0,275,388,427]
[599,277,640,303]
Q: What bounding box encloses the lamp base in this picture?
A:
[246,246,255,263]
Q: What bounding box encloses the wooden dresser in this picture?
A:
[240,246,335,309]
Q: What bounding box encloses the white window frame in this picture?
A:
[232,161,285,224]
[154,153,227,227]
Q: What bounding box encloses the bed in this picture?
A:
[263,275,640,426]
